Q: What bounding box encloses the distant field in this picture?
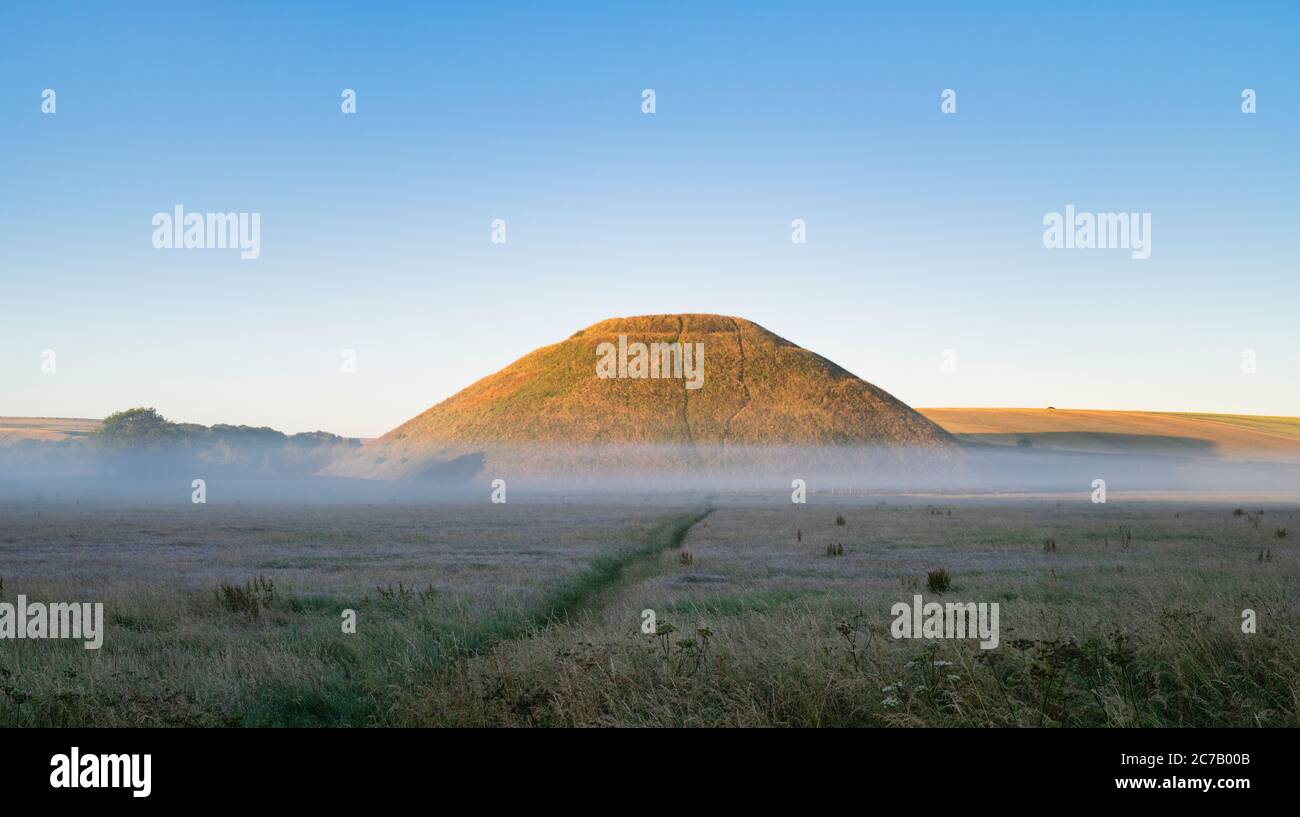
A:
[920,408,1300,461]
[0,417,99,446]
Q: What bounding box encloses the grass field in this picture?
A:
[0,418,100,446]
[2,495,1296,727]
[919,408,1300,461]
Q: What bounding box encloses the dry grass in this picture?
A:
[1,497,1297,727]
[0,418,100,446]
[919,408,1300,461]
[411,499,1300,727]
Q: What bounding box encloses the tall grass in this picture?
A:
[2,503,1296,728]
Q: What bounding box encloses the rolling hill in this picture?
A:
[0,417,100,446]
[918,408,1300,462]
[329,314,953,479]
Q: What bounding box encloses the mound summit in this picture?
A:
[332,315,952,480]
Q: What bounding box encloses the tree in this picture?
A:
[96,407,185,448]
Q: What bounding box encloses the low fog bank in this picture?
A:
[413,442,1300,496]
[0,473,429,505]
[0,407,359,486]
[5,440,1299,505]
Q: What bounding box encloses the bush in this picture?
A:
[217,576,275,619]
[926,569,951,593]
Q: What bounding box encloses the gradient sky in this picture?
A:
[2,2,1298,437]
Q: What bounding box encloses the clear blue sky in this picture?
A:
[2,2,1297,437]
